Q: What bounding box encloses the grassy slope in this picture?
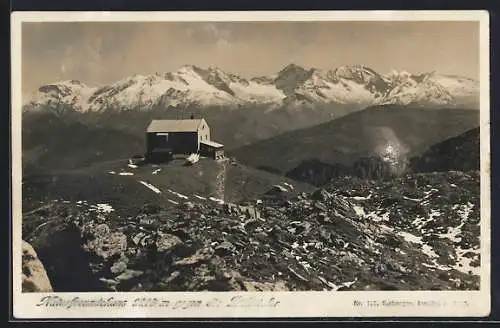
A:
[22,112,145,175]
[22,157,314,216]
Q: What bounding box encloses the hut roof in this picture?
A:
[147,119,205,133]
[201,140,224,148]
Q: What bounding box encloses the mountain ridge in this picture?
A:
[24,64,480,113]
[229,105,480,175]
[409,127,480,173]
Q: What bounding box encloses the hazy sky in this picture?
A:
[22,21,479,95]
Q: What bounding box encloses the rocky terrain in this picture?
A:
[22,169,480,292]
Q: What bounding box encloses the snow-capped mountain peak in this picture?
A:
[24,64,479,113]
[382,71,479,107]
[26,80,97,111]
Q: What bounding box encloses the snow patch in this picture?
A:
[273,185,290,192]
[398,231,423,244]
[422,244,439,259]
[457,202,474,221]
[95,203,114,213]
[434,203,474,243]
[453,248,480,276]
[119,172,134,176]
[139,181,162,194]
[209,197,225,205]
[429,209,442,219]
[353,205,365,217]
[398,230,439,259]
[351,193,372,201]
[354,205,390,222]
[438,222,465,243]
[403,196,422,202]
[318,276,358,291]
[167,189,189,200]
[230,79,285,103]
[412,216,434,230]
[421,189,439,205]
[379,224,394,233]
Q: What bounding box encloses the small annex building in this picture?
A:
[146,118,224,161]
[199,140,225,160]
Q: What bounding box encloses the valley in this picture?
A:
[231,105,479,177]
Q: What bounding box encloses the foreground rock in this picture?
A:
[22,240,53,292]
[22,171,480,292]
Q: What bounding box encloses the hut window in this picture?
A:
[157,132,169,142]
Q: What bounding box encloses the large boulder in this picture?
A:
[22,240,53,292]
[311,188,331,201]
[82,223,127,260]
[28,219,101,292]
[155,232,183,253]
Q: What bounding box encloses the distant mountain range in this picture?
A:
[24,64,480,112]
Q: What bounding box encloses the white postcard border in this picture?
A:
[11,10,491,319]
